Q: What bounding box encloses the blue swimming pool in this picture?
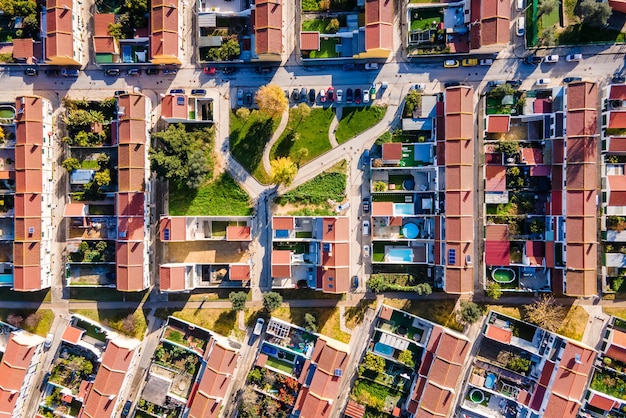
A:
[373,342,394,356]
[485,373,497,389]
[413,144,433,163]
[387,248,413,263]
[394,203,415,216]
[261,344,278,356]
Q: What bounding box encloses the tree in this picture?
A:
[403,90,422,118]
[270,157,298,186]
[108,22,125,39]
[78,241,89,253]
[459,301,482,324]
[486,281,503,300]
[489,83,515,99]
[580,0,611,27]
[236,107,251,119]
[361,352,385,374]
[6,313,23,327]
[522,295,566,332]
[0,127,4,142]
[239,386,260,417]
[304,313,317,332]
[256,84,288,119]
[94,169,111,187]
[415,283,432,295]
[294,102,311,121]
[262,292,283,313]
[538,0,556,15]
[326,18,340,33]
[319,0,330,9]
[206,38,241,61]
[117,314,138,336]
[123,0,148,28]
[24,312,42,330]
[496,139,520,156]
[229,291,247,311]
[373,181,388,192]
[295,148,309,164]
[22,13,39,37]
[398,349,415,367]
[95,241,108,252]
[540,26,556,46]
[62,157,81,172]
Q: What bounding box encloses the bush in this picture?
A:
[459,301,481,324]
[62,158,81,172]
[6,313,23,327]
[373,181,387,192]
[236,107,251,119]
[229,291,247,311]
[277,172,346,205]
[486,281,503,300]
[403,90,422,118]
[262,292,283,313]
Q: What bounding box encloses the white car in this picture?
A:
[536,78,551,85]
[362,220,370,236]
[363,245,370,258]
[566,53,582,62]
[336,89,343,103]
[545,54,559,63]
[335,202,350,213]
[412,83,426,91]
[363,90,370,104]
[44,333,54,349]
[480,59,493,66]
[364,63,379,70]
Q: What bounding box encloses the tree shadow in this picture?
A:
[273,131,297,159]
[231,118,275,173]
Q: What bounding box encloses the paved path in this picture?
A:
[261,107,290,175]
[328,106,341,148]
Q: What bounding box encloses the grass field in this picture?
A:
[409,8,442,31]
[302,19,331,32]
[155,308,243,340]
[384,298,464,331]
[169,172,252,216]
[309,38,340,58]
[271,107,334,164]
[604,307,626,321]
[336,106,387,144]
[230,110,278,183]
[345,299,378,329]
[72,309,148,340]
[272,307,351,343]
[557,306,588,341]
[0,308,54,336]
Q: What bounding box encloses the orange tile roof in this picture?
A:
[610,84,626,100]
[272,249,291,264]
[64,203,87,217]
[566,138,597,163]
[118,143,146,168]
[226,226,251,241]
[14,170,42,194]
[300,32,320,51]
[321,217,350,242]
[14,217,41,241]
[206,342,238,374]
[444,217,473,242]
[117,168,145,192]
[94,13,115,36]
[117,192,145,217]
[12,266,42,291]
[160,217,187,241]
[565,217,596,244]
[0,333,41,415]
[608,136,626,152]
[13,241,41,266]
[588,393,617,412]
[543,393,581,418]
[254,1,282,55]
[485,165,506,192]
[417,381,455,417]
[446,165,474,190]
[382,143,402,161]
[150,31,179,61]
[271,264,291,278]
[161,94,188,120]
[609,111,626,129]
[116,265,145,291]
[321,267,350,293]
[479,17,510,46]
[485,324,512,344]
[295,387,333,418]
[545,342,594,415]
[160,266,187,291]
[62,325,84,344]
[45,0,78,65]
[188,387,221,418]
[372,201,393,216]
[344,400,366,418]
[486,115,510,133]
[230,264,251,281]
[321,242,350,267]
[117,216,144,241]
[364,0,393,50]
[116,241,144,266]
[273,216,295,230]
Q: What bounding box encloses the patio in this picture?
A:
[166,240,250,264]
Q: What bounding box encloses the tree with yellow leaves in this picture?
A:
[255,84,288,119]
[270,157,297,186]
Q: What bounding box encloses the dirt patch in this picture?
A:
[271,201,334,216]
[166,241,251,264]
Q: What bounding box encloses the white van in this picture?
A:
[517,0,524,11]
[517,17,525,37]
[363,220,370,236]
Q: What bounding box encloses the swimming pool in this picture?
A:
[373,342,394,356]
[492,267,516,284]
[386,248,413,263]
[485,373,497,389]
[394,203,415,216]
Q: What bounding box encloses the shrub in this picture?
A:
[459,301,481,324]
[62,158,81,171]
[262,292,283,313]
[229,291,247,311]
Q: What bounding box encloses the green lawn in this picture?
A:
[302,18,331,32]
[409,8,442,31]
[155,308,241,340]
[169,172,252,216]
[384,298,464,332]
[302,0,321,11]
[557,23,626,44]
[271,107,334,164]
[272,307,351,343]
[72,309,148,340]
[336,106,387,144]
[230,110,278,183]
[277,169,346,205]
[541,7,560,29]
[0,308,54,336]
[309,38,339,58]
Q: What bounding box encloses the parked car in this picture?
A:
[444,81,462,88]
[362,198,370,213]
[114,90,127,96]
[381,81,389,89]
[363,245,370,258]
[336,202,351,213]
[480,59,494,66]
[364,63,379,70]
[362,220,370,236]
[346,88,353,103]
[300,87,308,101]
[61,68,79,77]
[223,66,237,74]
[363,90,370,104]
[253,318,265,336]
[245,91,253,105]
[412,83,426,91]
[545,54,559,63]
[362,149,370,168]
[461,58,478,67]
[145,68,159,75]
[204,66,217,75]
[104,68,120,76]
[163,68,178,75]
[336,89,343,103]
[237,89,244,106]
[524,55,543,65]
[506,79,523,87]
[613,74,626,84]
[563,76,583,83]
[191,89,206,96]
[327,87,334,102]
[170,88,185,94]
[516,17,525,37]
[355,88,362,104]
[536,78,551,85]
[291,88,300,102]
[127,68,140,76]
[566,53,582,62]
[44,333,53,349]
[319,89,326,103]
[487,80,505,87]
[308,88,316,103]
[121,401,132,417]
[24,67,37,76]
[517,0,524,10]
[444,59,460,68]
[370,84,376,96]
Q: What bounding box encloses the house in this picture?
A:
[0,328,46,418]
[470,0,511,50]
[160,94,214,123]
[93,14,118,63]
[115,93,151,291]
[271,216,350,293]
[458,311,596,418]
[79,336,141,418]
[44,0,84,65]
[13,96,54,291]
[150,0,181,65]
[361,0,394,58]
[159,216,254,291]
[252,0,282,61]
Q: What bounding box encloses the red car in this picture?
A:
[203,66,217,75]
[327,87,334,102]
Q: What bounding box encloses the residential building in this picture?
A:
[601,84,626,294]
[469,0,511,51]
[93,14,118,64]
[161,94,214,123]
[115,93,151,291]
[457,311,596,418]
[14,96,54,291]
[44,0,85,65]
[271,216,351,293]
[196,0,252,62]
[252,0,283,61]
[150,0,182,65]
[159,216,254,291]
[79,335,141,418]
[0,326,46,418]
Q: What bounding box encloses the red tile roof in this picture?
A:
[485,224,508,241]
[161,94,188,120]
[254,0,282,55]
[230,264,251,281]
[382,143,402,161]
[160,265,187,291]
[118,143,146,168]
[150,2,179,61]
[12,38,34,60]
[64,203,87,217]
[62,325,84,344]
[13,241,41,267]
[521,148,543,165]
[322,217,350,242]
[486,115,510,133]
[300,32,320,51]
[320,267,350,293]
[160,217,187,241]
[117,192,145,217]
[116,241,144,266]
[364,0,393,50]
[13,266,42,291]
[344,400,366,418]
[485,165,505,192]
[93,14,116,54]
[45,0,79,65]
[609,111,626,129]
[226,226,251,241]
[485,324,512,344]
[485,241,510,265]
[588,393,617,412]
[608,136,626,152]
[610,84,626,100]
[273,216,295,230]
[0,332,42,416]
[272,250,291,278]
[372,201,393,216]
[116,265,145,291]
[479,17,510,45]
[117,216,144,241]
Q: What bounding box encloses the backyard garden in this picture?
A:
[39,387,82,417]
[49,350,98,394]
[153,341,201,397]
[240,366,300,417]
[336,106,387,144]
[590,368,626,401]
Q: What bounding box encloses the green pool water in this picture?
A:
[0,109,15,119]
[492,268,515,284]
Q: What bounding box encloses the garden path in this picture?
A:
[261,107,291,175]
[328,106,341,148]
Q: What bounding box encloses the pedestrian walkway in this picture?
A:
[262,107,290,174]
[328,107,341,148]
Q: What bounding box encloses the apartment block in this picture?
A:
[44,0,85,65]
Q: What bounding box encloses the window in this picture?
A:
[448,249,456,265]
[328,277,333,281]
[329,284,333,289]
[163,229,170,240]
